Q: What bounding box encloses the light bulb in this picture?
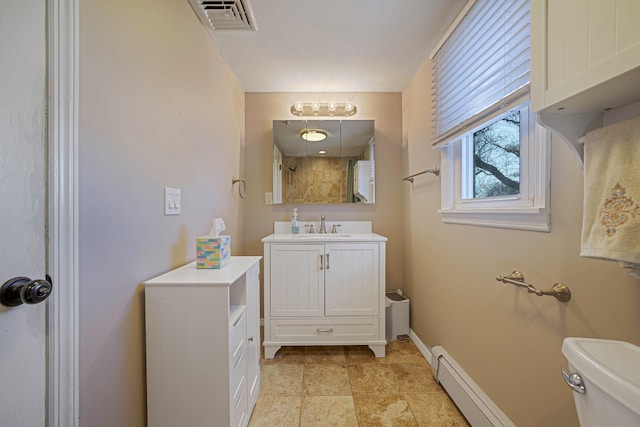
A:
[294,102,303,112]
[345,102,354,112]
[328,102,337,112]
[311,102,320,112]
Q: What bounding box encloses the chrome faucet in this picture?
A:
[319,214,327,233]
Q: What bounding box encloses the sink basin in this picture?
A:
[294,234,352,238]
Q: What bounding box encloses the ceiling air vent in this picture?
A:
[189,0,258,31]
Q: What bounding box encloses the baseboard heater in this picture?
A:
[431,346,516,427]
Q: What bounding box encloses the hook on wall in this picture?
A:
[232,177,246,199]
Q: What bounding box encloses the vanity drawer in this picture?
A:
[270,317,379,343]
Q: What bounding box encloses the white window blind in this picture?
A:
[432,0,530,148]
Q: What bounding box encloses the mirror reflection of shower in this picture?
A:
[272,120,375,204]
[286,159,298,202]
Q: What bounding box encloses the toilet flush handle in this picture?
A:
[561,368,585,393]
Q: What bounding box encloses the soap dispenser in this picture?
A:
[291,208,300,234]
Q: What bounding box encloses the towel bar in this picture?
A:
[496,271,571,302]
[402,166,440,183]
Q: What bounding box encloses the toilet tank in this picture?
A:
[562,338,640,427]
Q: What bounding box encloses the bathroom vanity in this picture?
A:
[144,256,261,427]
[262,221,387,358]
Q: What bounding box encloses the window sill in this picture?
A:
[438,208,550,232]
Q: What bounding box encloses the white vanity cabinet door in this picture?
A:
[324,243,379,316]
[270,244,324,317]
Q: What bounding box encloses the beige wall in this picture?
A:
[402,59,640,426]
[75,2,640,424]
[79,0,245,425]
[244,93,404,314]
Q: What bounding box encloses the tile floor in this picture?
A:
[248,339,469,427]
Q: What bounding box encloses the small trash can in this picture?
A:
[385,291,409,342]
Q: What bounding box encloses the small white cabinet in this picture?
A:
[532,0,640,113]
[144,257,261,427]
[531,0,640,160]
[263,227,386,358]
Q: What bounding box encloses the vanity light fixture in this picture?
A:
[300,129,328,142]
[291,102,357,117]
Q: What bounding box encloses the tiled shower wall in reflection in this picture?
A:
[282,156,350,204]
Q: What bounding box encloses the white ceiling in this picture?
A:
[208,0,467,93]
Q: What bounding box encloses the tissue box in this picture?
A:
[196,235,231,269]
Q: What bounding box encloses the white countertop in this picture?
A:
[143,256,262,287]
[265,220,386,243]
[262,233,387,243]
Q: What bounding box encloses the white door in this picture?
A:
[0,0,48,425]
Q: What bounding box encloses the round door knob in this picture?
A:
[0,276,53,307]
[21,279,52,304]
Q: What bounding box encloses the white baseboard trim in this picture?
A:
[409,329,515,427]
[409,328,433,365]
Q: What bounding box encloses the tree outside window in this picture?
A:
[472,111,521,198]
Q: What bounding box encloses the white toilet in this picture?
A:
[562,337,640,427]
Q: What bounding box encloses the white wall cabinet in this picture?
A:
[263,237,386,358]
[532,0,640,113]
[144,257,262,427]
[531,0,640,160]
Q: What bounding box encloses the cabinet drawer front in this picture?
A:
[231,339,246,386]
[231,375,247,427]
[270,317,379,343]
[230,308,246,362]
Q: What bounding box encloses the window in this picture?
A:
[471,111,521,199]
[432,0,550,231]
[439,103,550,231]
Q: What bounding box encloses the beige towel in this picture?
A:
[580,116,640,278]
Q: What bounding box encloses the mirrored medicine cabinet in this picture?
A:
[272,119,375,204]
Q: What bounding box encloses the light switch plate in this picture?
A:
[265,192,273,205]
[165,187,181,215]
